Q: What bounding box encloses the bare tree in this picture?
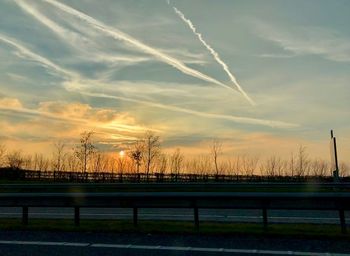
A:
[52,141,67,172]
[311,159,328,177]
[232,156,242,178]
[74,131,96,173]
[91,152,104,173]
[156,153,168,176]
[288,153,296,177]
[143,131,161,180]
[170,148,184,177]
[128,141,144,176]
[241,155,259,177]
[117,151,126,180]
[34,153,49,172]
[296,145,309,177]
[6,150,24,169]
[339,162,349,177]
[261,156,285,177]
[0,143,6,167]
[66,152,80,172]
[22,154,32,170]
[210,140,222,176]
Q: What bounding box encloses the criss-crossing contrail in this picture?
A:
[0,20,297,128]
[0,34,76,79]
[41,0,243,96]
[172,5,255,106]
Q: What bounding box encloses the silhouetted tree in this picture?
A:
[75,131,96,173]
[128,141,144,177]
[0,143,6,167]
[296,145,309,177]
[52,141,66,172]
[143,131,161,180]
[210,139,222,176]
[170,148,183,177]
[6,150,24,169]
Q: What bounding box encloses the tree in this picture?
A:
[117,151,126,180]
[143,131,161,180]
[128,141,144,175]
[6,150,24,169]
[210,140,222,176]
[0,143,6,167]
[296,145,309,177]
[241,155,259,177]
[74,131,96,173]
[66,152,80,172]
[52,141,66,172]
[170,148,184,177]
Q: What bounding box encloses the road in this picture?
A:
[1,207,349,224]
[0,230,349,256]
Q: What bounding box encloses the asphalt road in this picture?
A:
[0,207,349,224]
[0,230,350,256]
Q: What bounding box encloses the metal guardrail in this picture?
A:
[0,192,349,233]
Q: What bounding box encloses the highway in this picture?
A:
[0,230,349,255]
[1,207,349,224]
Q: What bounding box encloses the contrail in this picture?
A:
[75,90,297,129]
[41,0,242,96]
[14,0,149,66]
[172,5,255,106]
[0,32,296,128]
[0,34,77,79]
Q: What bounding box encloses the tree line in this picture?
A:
[0,131,349,179]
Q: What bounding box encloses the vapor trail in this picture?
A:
[0,34,77,79]
[172,6,255,106]
[0,32,296,128]
[76,90,297,128]
[41,0,240,95]
[14,0,148,66]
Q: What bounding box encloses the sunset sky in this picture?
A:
[0,0,349,161]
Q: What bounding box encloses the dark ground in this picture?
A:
[0,230,349,255]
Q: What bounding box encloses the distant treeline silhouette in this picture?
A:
[0,130,348,181]
[0,167,347,183]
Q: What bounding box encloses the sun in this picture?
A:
[119,150,125,157]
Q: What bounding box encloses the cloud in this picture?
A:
[256,22,350,62]
[0,97,23,109]
[72,89,298,129]
[0,98,156,148]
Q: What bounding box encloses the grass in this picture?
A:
[0,219,349,240]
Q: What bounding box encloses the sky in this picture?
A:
[0,0,349,161]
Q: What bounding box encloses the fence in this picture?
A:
[1,168,347,182]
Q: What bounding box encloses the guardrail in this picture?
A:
[0,192,349,233]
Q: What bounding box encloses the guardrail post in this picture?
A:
[262,208,268,230]
[194,206,199,231]
[339,209,347,234]
[74,207,80,226]
[22,206,28,225]
[133,207,138,227]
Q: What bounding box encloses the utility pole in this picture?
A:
[330,130,339,182]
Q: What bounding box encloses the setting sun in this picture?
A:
[119,150,125,158]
